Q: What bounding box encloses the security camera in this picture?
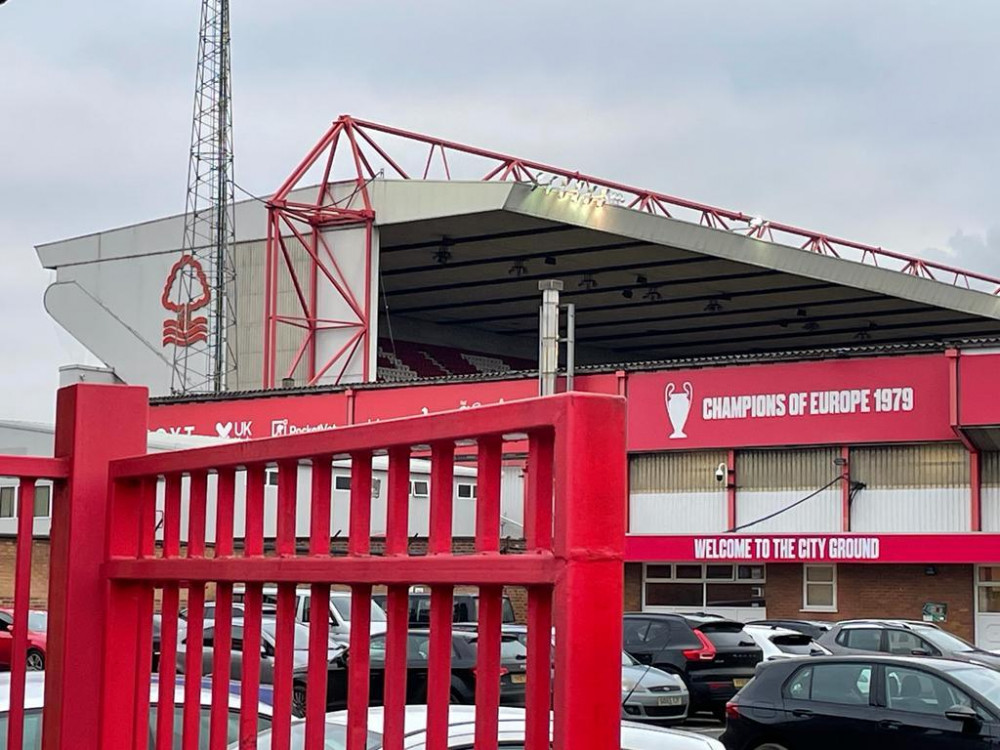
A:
[715,463,727,482]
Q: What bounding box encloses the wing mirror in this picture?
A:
[910,649,931,657]
[945,705,983,733]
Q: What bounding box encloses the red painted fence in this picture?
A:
[1,384,626,750]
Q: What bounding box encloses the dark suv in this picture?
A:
[818,619,1000,669]
[623,613,762,717]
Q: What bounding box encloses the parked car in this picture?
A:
[0,610,46,671]
[176,618,343,684]
[745,619,832,641]
[291,629,528,717]
[622,649,690,723]
[151,613,187,672]
[0,671,272,749]
[232,586,388,642]
[372,590,517,627]
[235,705,726,750]
[722,655,1000,750]
[743,624,831,661]
[623,613,762,718]
[817,619,1000,668]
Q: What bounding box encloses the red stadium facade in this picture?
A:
[151,345,1000,645]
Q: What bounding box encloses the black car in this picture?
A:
[746,619,832,641]
[623,613,762,718]
[817,619,1000,669]
[291,628,527,716]
[722,655,1000,750]
[371,592,517,626]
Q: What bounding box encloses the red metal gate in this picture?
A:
[1,384,625,750]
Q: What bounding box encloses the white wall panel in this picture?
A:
[629,491,728,534]
[982,453,1000,532]
[735,489,841,533]
[851,487,969,532]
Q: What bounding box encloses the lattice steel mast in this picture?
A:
[169,0,237,394]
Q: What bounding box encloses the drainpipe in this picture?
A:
[538,280,563,396]
[947,349,981,531]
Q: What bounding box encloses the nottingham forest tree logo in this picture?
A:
[161,254,211,347]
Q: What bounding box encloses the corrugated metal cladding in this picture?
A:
[630,451,729,492]
[735,448,841,533]
[979,453,1000,531]
[850,443,970,532]
[230,237,313,391]
[629,452,727,534]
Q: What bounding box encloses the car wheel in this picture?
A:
[292,684,307,718]
[26,649,44,671]
[754,744,790,750]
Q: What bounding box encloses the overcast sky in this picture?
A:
[1,0,998,422]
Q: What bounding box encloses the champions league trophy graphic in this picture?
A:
[665,382,693,439]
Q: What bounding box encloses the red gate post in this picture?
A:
[43,383,149,750]
[552,395,627,750]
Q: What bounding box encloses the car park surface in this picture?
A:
[722,655,1000,750]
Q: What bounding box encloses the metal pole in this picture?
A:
[563,303,575,392]
[538,280,563,396]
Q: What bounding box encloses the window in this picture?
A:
[0,486,14,518]
[803,564,837,612]
[33,485,51,518]
[884,666,972,716]
[265,468,279,487]
[457,483,476,499]
[785,663,872,706]
[334,475,351,491]
[840,628,883,651]
[643,563,766,609]
[410,480,429,498]
[886,630,937,656]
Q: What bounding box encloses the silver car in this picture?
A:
[176,618,344,685]
[0,671,272,749]
[232,705,724,750]
[621,650,689,723]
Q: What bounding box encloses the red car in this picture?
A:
[0,609,46,670]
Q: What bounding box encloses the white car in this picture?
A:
[743,624,831,661]
[0,671,273,749]
[232,586,388,642]
[233,705,725,750]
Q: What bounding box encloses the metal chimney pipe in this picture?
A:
[538,280,563,396]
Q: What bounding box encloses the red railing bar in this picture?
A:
[271,459,301,750]
[347,451,373,750]
[109,395,578,479]
[380,447,411,750]
[473,436,503,750]
[132,478,157,750]
[103,553,560,586]
[6,478,36,750]
[182,471,209,750]
[0,456,68,479]
[155,475,183,750]
[239,466,266,750]
[305,457,332,750]
[209,468,237,750]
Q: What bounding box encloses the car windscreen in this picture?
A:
[772,634,821,655]
[261,621,312,650]
[920,628,978,654]
[330,596,388,623]
[696,621,756,648]
[622,651,638,666]
[465,635,527,661]
[947,665,1000,706]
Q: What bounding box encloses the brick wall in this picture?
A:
[765,563,975,641]
[0,538,50,608]
[624,562,642,612]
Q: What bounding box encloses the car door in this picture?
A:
[876,664,998,749]
[0,613,13,667]
[884,629,939,657]
[780,661,882,750]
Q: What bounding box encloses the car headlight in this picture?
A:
[621,678,648,694]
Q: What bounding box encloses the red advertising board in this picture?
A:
[626,533,1000,564]
[627,355,953,450]
[149,374,620,441]
[957,351,1000,426]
